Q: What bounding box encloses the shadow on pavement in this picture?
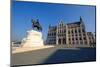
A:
[41,48,96,64]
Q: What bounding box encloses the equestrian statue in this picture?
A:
[31,19,42,31]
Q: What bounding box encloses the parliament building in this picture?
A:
[46,17,95,47]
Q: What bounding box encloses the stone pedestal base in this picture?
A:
[21,30,44,47]
[12,45,54,54]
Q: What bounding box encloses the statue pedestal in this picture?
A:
[12,30,54,53]
[22,30,44,47]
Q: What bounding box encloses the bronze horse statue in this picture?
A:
[31,19,42,31]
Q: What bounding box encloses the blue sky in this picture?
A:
[11,1,96,41]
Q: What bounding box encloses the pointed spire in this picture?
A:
[80,16,83,22]
[59,19,64,25]
[60,19,63,23]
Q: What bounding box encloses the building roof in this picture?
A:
[67,21,81,25]
[87,32,94,36]
[87,32,93,34]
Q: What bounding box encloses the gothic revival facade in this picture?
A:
[46,17,95,47]
[86,32,96,47]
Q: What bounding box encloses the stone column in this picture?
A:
[66,25,69,45]
[73,28,76,45]
[70,29,72,46]
[80,27,84,45]
[56,26,58,45]
[77,27,80,45]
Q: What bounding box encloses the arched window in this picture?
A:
[72,29,73,33]
[75,29,77,33]
[58,39,61,44]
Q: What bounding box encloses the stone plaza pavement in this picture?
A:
[11,45,79,66]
